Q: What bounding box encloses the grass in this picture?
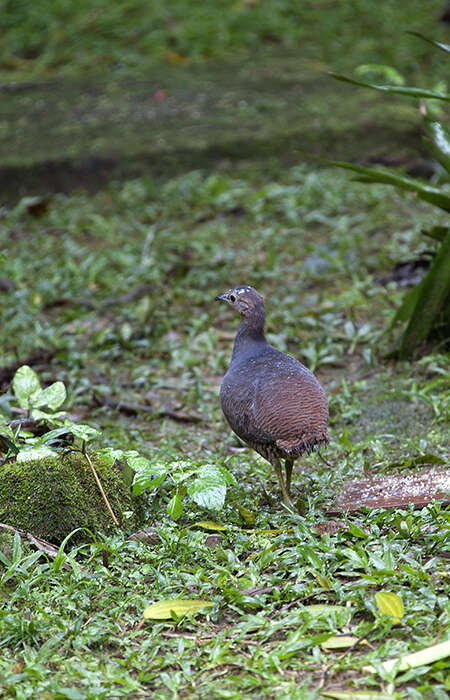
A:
[0,165,449,698]
[0,0,448,199]
[0,2,449,696]
[0,0,446,80]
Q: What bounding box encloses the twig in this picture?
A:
[317,451,334,468]
[81,443,119,526]
[0,522,75,570]
[96,394,203,423]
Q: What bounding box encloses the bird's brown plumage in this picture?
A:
[216,285,329,504]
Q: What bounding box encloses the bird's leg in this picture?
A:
[285,458,294,495]
[273,458,291,506]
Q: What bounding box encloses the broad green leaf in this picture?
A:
[31,408,66,421]
[12,365,41,409]
[191,521,227,531]
[143,599,213,620]
[327,160,450,212]
[16,447,58,461]
[133,471,168,496]
[407,31,450,55]
[130,461,168,490]
[188,464,228,510]
[400,231,450,356]
[167,490,184,520]
[330,72,450,102]
[321,692,399,699]
[64,421,100,442]
[29,382,65,412]
[364,638,450,675]
[32,381,66,410]
[100,448,124,461]
[127,456,151,471]
[423,119,450,173]
[188,478,227,510]
[375,592,404,623]
[216,464,239,487]
[321,635,361,650]
[39,427,74,444]
[132,465,168,495]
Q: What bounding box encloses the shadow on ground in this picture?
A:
[1,53,425,201]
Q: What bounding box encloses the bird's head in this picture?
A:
[215,285,265,318]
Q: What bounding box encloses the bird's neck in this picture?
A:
[231,311,267,362]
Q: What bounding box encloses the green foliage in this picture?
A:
[331,33,450,357]
[0,142,448,698]
[0,0,445,80]
[1,365,100,460]
[143,598,213,620]
[131,457,238,519]
[1,366,240,523]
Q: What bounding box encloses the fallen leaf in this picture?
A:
[128,528,160,544]
[321,635,367,650]
[312,520,347,535]
[144,599,213,620]
[204,535,223,548]
[190,520,227,531]
[375,592,404,624]
[237,504,256,525]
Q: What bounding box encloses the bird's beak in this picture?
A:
[215,293,229,302]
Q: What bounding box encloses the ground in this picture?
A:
[0,1,449,698]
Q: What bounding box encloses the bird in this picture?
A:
[216,285,329,506]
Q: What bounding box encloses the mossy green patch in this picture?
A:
[0,453,140,543]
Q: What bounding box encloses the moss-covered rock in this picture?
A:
[0,453,141,543]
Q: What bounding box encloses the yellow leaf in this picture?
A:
[144,599,213,620]
[190,520,227,531]
[375,592,404,623]
[321,635,361,650]
[237,504,256,525]
[314,573,332,590]
[165,50,189,64]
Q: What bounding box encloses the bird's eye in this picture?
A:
[229,294,236,303]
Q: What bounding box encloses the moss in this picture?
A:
[0,453,141,544]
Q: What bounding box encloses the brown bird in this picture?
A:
[216,285,329,505]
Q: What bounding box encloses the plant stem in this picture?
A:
[81,442,119,526]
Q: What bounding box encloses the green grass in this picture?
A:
[0,0,446,80]
[1,0,447,200]
[1,3,449,696]
[0,165,449,697]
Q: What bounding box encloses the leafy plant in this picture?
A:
[330,32,450,358]
[1,364,100,459]
[131,457,238,521]
[1,365,237,523]
[1,364,125,524]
